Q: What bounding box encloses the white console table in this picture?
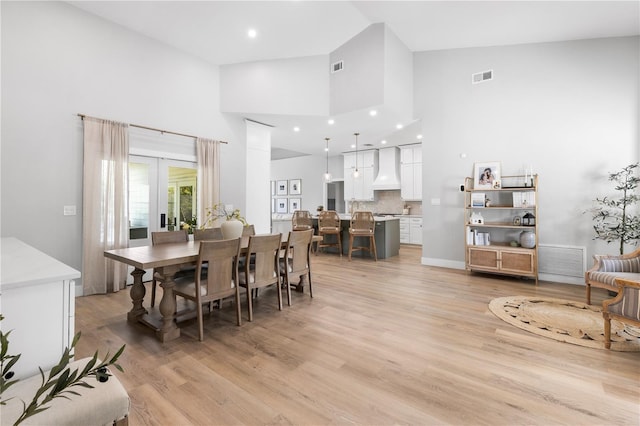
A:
[0,238,80,379]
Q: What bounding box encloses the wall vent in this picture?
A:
[331,60,344,73]
[538,244,587,283]
[472,69,493,84]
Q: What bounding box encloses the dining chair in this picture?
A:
[193,227,223,241]
[242,224,256,236]
[280,229,314,305]
[292,210,313,231]
[348,211,377,261]
[172,238,242,341]
[239,233,282,322]
[150,229,189,307]
[317,210,342,256]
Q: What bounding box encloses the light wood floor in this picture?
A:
[75,246,639,425]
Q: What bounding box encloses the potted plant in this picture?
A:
[588,162,640,254]
[200,203,247,239]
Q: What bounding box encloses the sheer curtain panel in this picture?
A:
[82,117,129,295]
[196,138,221,225]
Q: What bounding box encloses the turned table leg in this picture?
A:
[156,265,181,342]
[127,268,147,322]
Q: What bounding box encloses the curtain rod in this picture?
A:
[77,114,228,144]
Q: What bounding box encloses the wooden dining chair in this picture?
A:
[193,227,223,241]
[292,210,313,231]
[173,238,242,341]
[348,211,377,261]
[150,229,189,307]
[242,224,256,236]
[239,233,282,322]
[280,229,314,305]
[317,210,342,256]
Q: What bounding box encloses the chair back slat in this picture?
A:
[318,210,340,229]
[151,230,189,245]
[286,229,313,274]
[198,238,241,296]
[350,211,374,233]
[242,224,256,236]
[193,228,223,241]
[246,234,281,286]
[292,210,313,231]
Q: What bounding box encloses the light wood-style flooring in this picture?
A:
[75,246,639,425]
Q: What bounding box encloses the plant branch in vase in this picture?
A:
[200,203,248,239]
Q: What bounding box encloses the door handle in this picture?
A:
[160,213,166,228]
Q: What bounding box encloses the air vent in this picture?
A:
[472,69,493,84]
[363,143,374,147]
[331,60,344,73]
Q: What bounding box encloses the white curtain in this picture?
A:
[82,117,129,295]
[196,138,221,227]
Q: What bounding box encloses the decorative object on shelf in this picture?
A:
[520,230,536,248]
[323,138,332,182]
[317,205,324,212]
[485,197,492,207]
[201,203,248,239]
[403,205,410,215]
[586,162,639,255]
[289,179,301,195]
[473,161,501,189]
[352,132,360,178]
[522,212,536,226]
[471,193,485,208]
[276,180,288,196]
[492,180,502,189]
[470,212,484,224]
[513,216,521,226]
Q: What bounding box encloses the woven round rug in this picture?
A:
[489,296,640,351]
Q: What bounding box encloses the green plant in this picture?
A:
[589,162,640,254]
[200,203,247,229]
[0,314,125,425]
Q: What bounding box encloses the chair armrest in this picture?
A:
[588,247,640,273]
[603,277,640,313]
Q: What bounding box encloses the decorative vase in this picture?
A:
[221,219,243,239]
[519,230,536,249]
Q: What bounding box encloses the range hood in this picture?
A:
[372,147,401,190]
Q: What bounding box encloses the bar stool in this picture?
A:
[292,210,313,231]
[348,211,377,261]
[317,210,342,256]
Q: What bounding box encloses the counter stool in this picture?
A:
[318,210,342,256]
[348,211,377,261]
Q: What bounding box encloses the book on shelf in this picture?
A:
[473,231,491,246]
[471,193,485,208]
[512,191,536,207]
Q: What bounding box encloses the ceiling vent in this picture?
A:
[472,69,493,84]
[331,60,344,73]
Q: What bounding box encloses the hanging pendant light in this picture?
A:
[323,137,332,182]
[353,132,360,178]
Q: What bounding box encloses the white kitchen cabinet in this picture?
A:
[343,150,378,201]
[399,216,423,245]
[0,238,80,379]
[400,144,422,200]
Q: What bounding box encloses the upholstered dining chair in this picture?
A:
[150,229,189,307]
[292,210,313,231]
[317,210,342,256]
[348,211,377,261]
[239,233,282,322]
[602,277,640,349]
[280,229,314,305]
[193,227,223,241]
[172,238,242,341]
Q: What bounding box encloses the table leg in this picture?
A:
[127,268,148,322]
[156,265,180,342]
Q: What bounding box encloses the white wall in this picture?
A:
[245,120,271,233]
[271,155,326,213]
[414,36,639,269]
[1,2,245,280]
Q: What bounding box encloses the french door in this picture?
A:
[127,155,197,282]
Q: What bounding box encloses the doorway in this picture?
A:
[326,180,345,213]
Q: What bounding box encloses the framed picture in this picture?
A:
[276,198,287,213]
[276,180,288,196]
[473,162,501,189]
[289,179,301,195]
[271,180,275,196]
[289,198,301,213]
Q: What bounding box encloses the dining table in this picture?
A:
[104,234,321,342]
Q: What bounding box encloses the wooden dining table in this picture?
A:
[104,234,320,342]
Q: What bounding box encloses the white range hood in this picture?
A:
[372,147,401,190]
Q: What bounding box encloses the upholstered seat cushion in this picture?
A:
[587,272,640,287]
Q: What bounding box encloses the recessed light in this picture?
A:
[328,119,335,125]
[381,140,387,144]
[293,126,300,132]
[369,110,377,117]
[247,28,257,38]
[396,123,403,129]
[417,134,423,139]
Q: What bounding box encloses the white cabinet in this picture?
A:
[0,238,80,379]
[400,144,422,200]
[343,150,378,201]
[399,216,423,245]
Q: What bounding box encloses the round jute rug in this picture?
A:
[489,296,640,352]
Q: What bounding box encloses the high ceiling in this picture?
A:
[68,1,640,157]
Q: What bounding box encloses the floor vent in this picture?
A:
[538,244,587,284]
[472,69,493,84]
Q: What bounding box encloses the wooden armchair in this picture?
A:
[584,247,640,304]
[602,277,640,349]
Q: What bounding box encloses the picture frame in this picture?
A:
[276,180,288,196]
[473,162,501,189]
[276,198,287,213]
[289,198,301,213]
[289,179,301,195]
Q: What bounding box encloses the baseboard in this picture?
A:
[538,273,584,286]
[421,257,465,270]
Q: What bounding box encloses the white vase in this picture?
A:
[221,219,243,239]
[519,230,536,249]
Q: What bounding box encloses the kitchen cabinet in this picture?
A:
[343,150,378,201]
[0,238,80,379]
[399,216,422,245]
[400,144,422,200]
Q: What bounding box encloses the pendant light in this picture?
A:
[323,137,332,182]
[352,132,360,178]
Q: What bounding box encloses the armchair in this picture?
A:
[602,277,640,349]
[584,247,640,304]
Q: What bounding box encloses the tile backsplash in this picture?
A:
[348,190,422,215]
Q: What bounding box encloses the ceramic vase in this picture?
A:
[221,219,243,239]
[519,230,536,249]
